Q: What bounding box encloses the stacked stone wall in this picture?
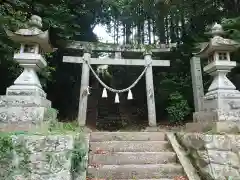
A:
[0,133,89,180]
[176,133,240,180]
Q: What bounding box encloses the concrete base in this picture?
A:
[0,95,51,107]
[0,121,50,132]
[6,85,46,98]
[193,110,240,122]
[186,121,240,133]
[143,126,159,132]
[0,95,57,132]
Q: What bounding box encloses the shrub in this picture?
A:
[166,91,191,124]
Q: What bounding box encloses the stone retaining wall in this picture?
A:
[176,133,240,180]
[0,133,89,180]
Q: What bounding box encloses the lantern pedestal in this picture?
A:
[0,62,57,132]
[189,63,240,133]
[0,96,57,132]
[201,61,240,115]
[6,53,47,98]
[6,85,46,98]
[186,120,240,133]
[190,61,240,133]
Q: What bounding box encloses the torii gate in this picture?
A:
[63,41,173,127]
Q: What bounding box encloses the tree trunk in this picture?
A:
[116,19,119,44]
[114,19,116,44]
[148,18,152,44]
[170,13,176,43]
[126,23,131,44]
[152,18,156,44]
[159,14,166,44]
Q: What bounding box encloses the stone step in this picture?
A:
[89,152,177,165]
[90,141,171,152]
[114,179,175,180]
[87,164,184,179]
[90,132,166,142]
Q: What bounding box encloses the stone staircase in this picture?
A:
[87,132,186,179]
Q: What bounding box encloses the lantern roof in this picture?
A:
[196,23,240,58]
[5,15,54,53]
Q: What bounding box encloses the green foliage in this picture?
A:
[0,4,25,94]
[222,17,240,42]
[14,137,31,177]
[71,135,87,178]
[49,119,82,133]
[44,108,58,122]
[166,92,191,123]
[0,134,14,179]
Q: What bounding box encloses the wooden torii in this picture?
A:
[63,41,174,127]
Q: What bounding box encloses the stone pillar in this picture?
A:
[78,51,91,126]
[144,52,157,127]
[190,56,204,112]
[0,15,57,132]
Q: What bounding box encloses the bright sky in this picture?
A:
[93,24,114,43]
[93,22,159,45]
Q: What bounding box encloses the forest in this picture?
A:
[1,0,240,129]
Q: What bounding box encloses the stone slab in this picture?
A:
[143,126,159,132]
[166,133,201,180]
[30,171,71,180]
[186,121,240,133]
[202,163,240,180]
[87,164,184,179]
[193,110,240,122]
[90,132,166,142]
[204,89,240,100]
[6,85,46,98]
[0,96,51,107]
[89,152,177,165]
[0,106,57,131]
[197,150,240,168]
[22,134,74,153]
[89,141,170,152]
[0,121,50,132]
[176,133,240,180]
[29,152,71,175]
[9,134,75,180]
[177,133,240,151]
[203,89,240,112]
[114,179,176,180]
[0,107,45,123]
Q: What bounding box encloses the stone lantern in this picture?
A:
[199,23,239,95]
[0,15,57,132]
[188,23,240,132]
[5,15,53,97]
